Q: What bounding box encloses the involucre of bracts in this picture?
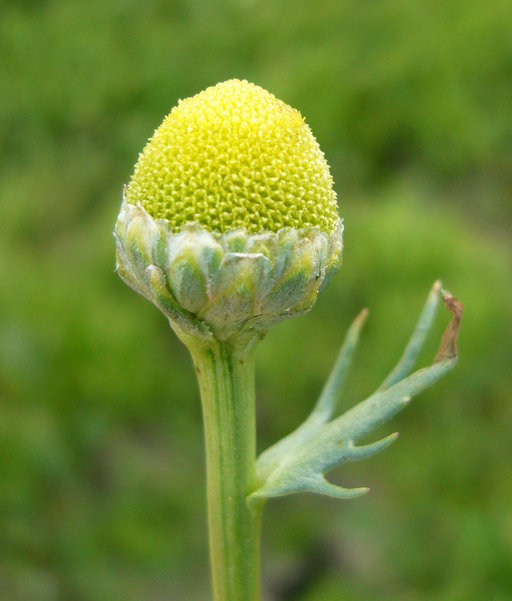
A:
[115,201,342,341]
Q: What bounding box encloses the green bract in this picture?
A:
[115,200,342,341]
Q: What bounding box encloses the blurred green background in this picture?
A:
[1,1,511,600]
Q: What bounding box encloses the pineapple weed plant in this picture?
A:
[114,80,463,601]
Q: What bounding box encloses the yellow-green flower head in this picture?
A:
[115,80,343,343]
[125,79,339,235]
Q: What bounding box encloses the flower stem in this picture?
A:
[187,335,263,601]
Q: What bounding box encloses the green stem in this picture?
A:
[187,335,263,601]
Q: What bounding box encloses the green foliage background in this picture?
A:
[1,1,511,600]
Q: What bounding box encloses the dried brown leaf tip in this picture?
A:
[435,290,464,362]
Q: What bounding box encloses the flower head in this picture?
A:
[115,80,342,342]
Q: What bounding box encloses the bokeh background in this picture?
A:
[1,1,511,600]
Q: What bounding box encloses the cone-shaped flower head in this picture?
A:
[115,80,343,342]
[125,79,339,235]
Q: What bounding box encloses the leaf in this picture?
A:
[248,283,462,507]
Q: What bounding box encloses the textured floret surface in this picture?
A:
[125,79,339,234]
